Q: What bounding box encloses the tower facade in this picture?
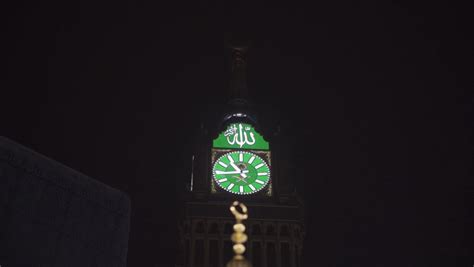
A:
[177,46,304,267]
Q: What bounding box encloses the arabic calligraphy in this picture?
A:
[224,123,256,148]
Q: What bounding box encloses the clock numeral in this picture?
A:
[255,179,265,185]
[257,172,268,176]
[248,155,256,164]
[239,152,243,162]
[218,178,227,183]
[255,163,264,169]
[248,184,256,191]
[227,155,234,162]
[239,186,244,193]
[218,161,228,168]
[227,183,235,190]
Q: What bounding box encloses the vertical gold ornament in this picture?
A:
[226,201,252,267]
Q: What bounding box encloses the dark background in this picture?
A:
[3,1,473,266]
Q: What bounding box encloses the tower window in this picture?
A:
[195,221,205,234]
[280,225,290,237]
[252,224,262,235]
[194,239,204,266]
[209,240,219,267]
[208,222,219,235]
[252,242,262,267]
[281,242,291,266]
[267,242,277,266]
[266,224,276,235]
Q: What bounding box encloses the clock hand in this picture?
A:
[215,170,249,175]
[215,170,244,175]
[229,161,241,172]
[229,161,249,178]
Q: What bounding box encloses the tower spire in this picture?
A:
[222,42,257,124]
[228,44,250,105]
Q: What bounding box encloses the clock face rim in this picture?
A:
[212,150,271,195]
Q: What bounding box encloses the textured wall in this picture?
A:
[0,137,131,266]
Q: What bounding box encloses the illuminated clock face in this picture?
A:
[212,151,270,195]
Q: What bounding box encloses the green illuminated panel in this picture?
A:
[213,123,269,150]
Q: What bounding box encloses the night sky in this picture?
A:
[3,1,473,266]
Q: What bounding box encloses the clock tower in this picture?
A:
[177,45,305,267]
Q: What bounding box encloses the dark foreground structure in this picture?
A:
[0,136,131,266]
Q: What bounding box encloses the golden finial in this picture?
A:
[226,201,252,267]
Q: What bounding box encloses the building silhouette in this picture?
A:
[177,45,305,267]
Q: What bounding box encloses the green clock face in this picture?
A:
[212,151,270,195]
